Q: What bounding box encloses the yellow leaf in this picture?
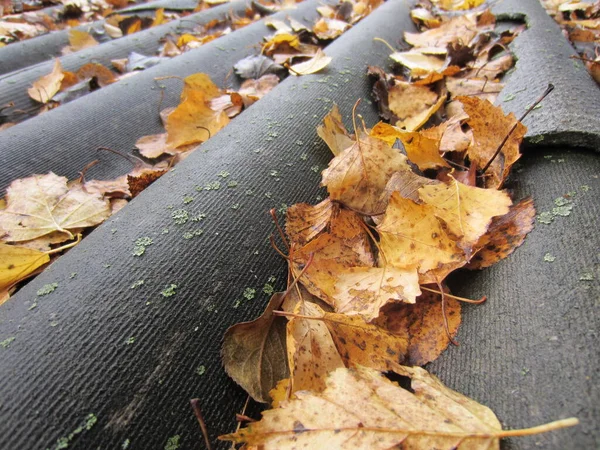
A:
[152,8,166,26]
[289,49,332,75]
[371,122,449,170]
[433,0,485,11]
[262,33,300,55]
[176,33,199,48]
[418,177,512,251]
[27,59,64,104]
[316,104,354,156]
[332,266,420,321]
[222,365,576,449]
[377,192,466,283]
[165,73,229,149]
[0,173,110,243]
[67,30,98,52]
[404,14,479,48]
[321,135,410,215]
[0,244,49,305]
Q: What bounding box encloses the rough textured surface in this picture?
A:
[493,0,600,149]
[432,148,599,450]
[0,1,415,448]
[0,0,199,76]
[0,1,249,114]
[0,1,598,449]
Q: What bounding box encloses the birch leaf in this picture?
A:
[27,59,64,104]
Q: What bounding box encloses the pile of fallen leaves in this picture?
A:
[0,0,379,303]
[541,0,600,84]
[218,3,578,448]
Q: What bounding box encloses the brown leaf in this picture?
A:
[381,287,461,365]
[285,289,344,394]
[377,192,466,283]
[222,292,289,403]
[418,177,512,252]
[316,104,354,156]
[404,14,479,48]
[291,209,374,303]
[134,133,171,159]
[0,243,50,306]
[321,135,410,215]
[387,82,443,132]
[76,63,116,87]
[459,96,526,188]
[127,169,167,198]
[28,59,64,103]
[0,173,110,243]
[285,198,337,246]
[237,74,280,106]
[321,313,408,369]
[467,197,536,269]
[382,170,439,204]
[312,17,350,40]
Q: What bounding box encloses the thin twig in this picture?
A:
[190,399,213,450]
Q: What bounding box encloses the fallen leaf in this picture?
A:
[134,133,171,159]
[285,198,337,246]
[152,8,166,27]
[291,209,374,302]
[433,0,486,10]
[382,170,439,204]
[237,74,281,106]
[77,62,116,87]
[262,33,300,56]
[0,243,49,305]
[387,81,440,131]
[127,169,166,198]
[222,292,289,403]
[459,95,526,188]
[0,173,110,243]
[371,122,449,170]
[312,17,350,40]
[410,7,441,28]
[381,287,461,365]
[377,192,466,283]
[321,134,410,215]
[404,14,479,48]
[446,77,503,103]
[222,364,574,449]
[27,59,64,103]
[285,289,345,393]
[165,73,229,148]
[289,49,332,75]
[234,54,283,79]
[467,197,536,269]
[390,49,445,77]
[332,265,420,321]
[65,29,98,53]
[316,104,354,156]
[418,176,512,252]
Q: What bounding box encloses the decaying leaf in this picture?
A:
[64,29,98,53]
[289,49,332,75]
[459,95,526,188]
[468,197,536,269]
[418,176,512,252]
[321,134,410,215]
[285,289,345,394]
[285,198,337,246]
[28,59,64,103]
[381,287,461,365]
[371,122,449,170]
[316,104,354,156]
[377,192,466,283]
[0,173,110,243]
[0,243,50,305]
[332,266,420,321]
[222,292,289,403]
[221,365,577,448]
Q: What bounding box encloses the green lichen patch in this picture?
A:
[503,93,516,102]
[161,284,177,297]
[48,413,97,450]
[122,439,130,449]
[579,271,595,281]
[580,185,590,192]
[263,276,277,295]
[125,336,136,345]
[1,336,15,348]
[537,211,554,225]
[183,195,194,204]
[70,272,77,279]
[552,204,573,217]
[227,181,238,188]
[131,280,144,289]
[554,197,570,207]
[243,288,256,300]
[231,203,241,210]
[133,237,153,256]
[165,435,180,450]
[218,171,230,178]
[196,365,206,376]
[37,282,58,296]
[543,253,556,262]
[311,165,320,173]
[172,209,189,225]
[202,181,221,191]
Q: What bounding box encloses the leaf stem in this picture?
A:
[420,286,486,304]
